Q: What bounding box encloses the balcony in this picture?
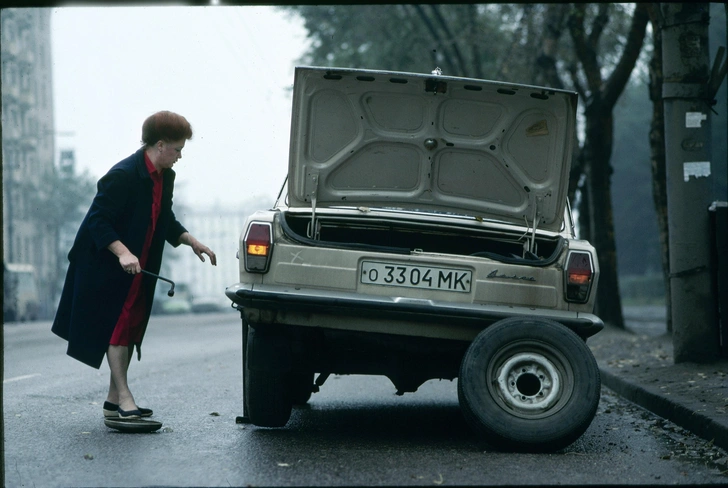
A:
[19,50,34,64]
[1,40,20,58]
[3,126,23,140]
[2,85,21,100]
[18,92,35,106]
[20,137,37,149]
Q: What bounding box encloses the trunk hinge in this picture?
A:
[307,173,321,240]
[523,197,542,257]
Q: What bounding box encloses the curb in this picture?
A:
[600,367,728,452]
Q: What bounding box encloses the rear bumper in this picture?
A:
[226,283,604,340]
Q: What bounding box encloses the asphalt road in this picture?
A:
[4,311,727,486]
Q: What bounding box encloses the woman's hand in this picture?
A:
[119,252,141,274]
[179,232,217,266]
[108,240,141,274]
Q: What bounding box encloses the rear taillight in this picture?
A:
[244,222,273,273]
[565,251,594,303]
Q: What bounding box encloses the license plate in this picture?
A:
[360,261,472,293]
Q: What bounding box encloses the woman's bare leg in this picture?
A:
[106,344,136,411]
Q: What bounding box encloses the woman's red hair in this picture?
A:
[141,111,193,147]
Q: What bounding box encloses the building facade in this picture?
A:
[2,8,57,318]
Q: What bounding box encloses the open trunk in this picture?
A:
[279,210,566,267]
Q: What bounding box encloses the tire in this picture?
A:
[290,372,314,405]
[458,317,600,452]
[244,324,293,427]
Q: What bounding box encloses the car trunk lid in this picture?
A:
[287,67,577,232]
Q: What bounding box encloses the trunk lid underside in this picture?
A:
[288,67,578,232]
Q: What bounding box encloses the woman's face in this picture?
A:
[156,139,186,170]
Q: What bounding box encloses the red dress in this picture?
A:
[109,153,163,347]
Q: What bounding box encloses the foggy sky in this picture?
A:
[51,5,308,210]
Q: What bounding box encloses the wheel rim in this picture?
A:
[488,342,573,419]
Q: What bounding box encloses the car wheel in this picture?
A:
[290,372,314,405]
[458,317,600,452]
[244,323,293,427]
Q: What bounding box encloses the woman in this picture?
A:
[52,111,217,419]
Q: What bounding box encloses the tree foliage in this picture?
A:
[286,5,509,78]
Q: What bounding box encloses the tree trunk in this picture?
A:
[567,3,649,328]
[646,4,672,332]
[576,156,592,244]
[585,107,625,327]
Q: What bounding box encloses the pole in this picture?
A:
[661,3,719,363]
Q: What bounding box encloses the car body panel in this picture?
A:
[288,67,578,232]
[226,206,602,340]
[226,282,603,342]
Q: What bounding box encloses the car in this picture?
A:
[151,298,192,315]
[151,282,191,315]
[3,262,40,322]
[190,296,231,314]
[226,66,603,452]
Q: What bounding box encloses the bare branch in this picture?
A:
[498,4,533,81]
[533,3,568,88]
[568,3,602,92]
[588,3,610,50]
[568,62,587,99]
[411,4,459,75]
[603,3,649,108]
[429,5,468,76]
[467,4,483,79]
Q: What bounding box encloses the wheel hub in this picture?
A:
[495,353,561,412]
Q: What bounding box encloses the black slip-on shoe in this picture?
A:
[103,401,153,418]
[118,407,142,419]
[136,406,153,417]
[103,401,119,418]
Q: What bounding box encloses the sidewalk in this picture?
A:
[588,305,728,451]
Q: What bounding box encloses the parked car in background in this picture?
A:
[3,262,40,322]
[226,67,603,452]
[151,282,191,315]
[191,296,231,314]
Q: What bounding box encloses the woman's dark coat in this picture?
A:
[52,148,187,369]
